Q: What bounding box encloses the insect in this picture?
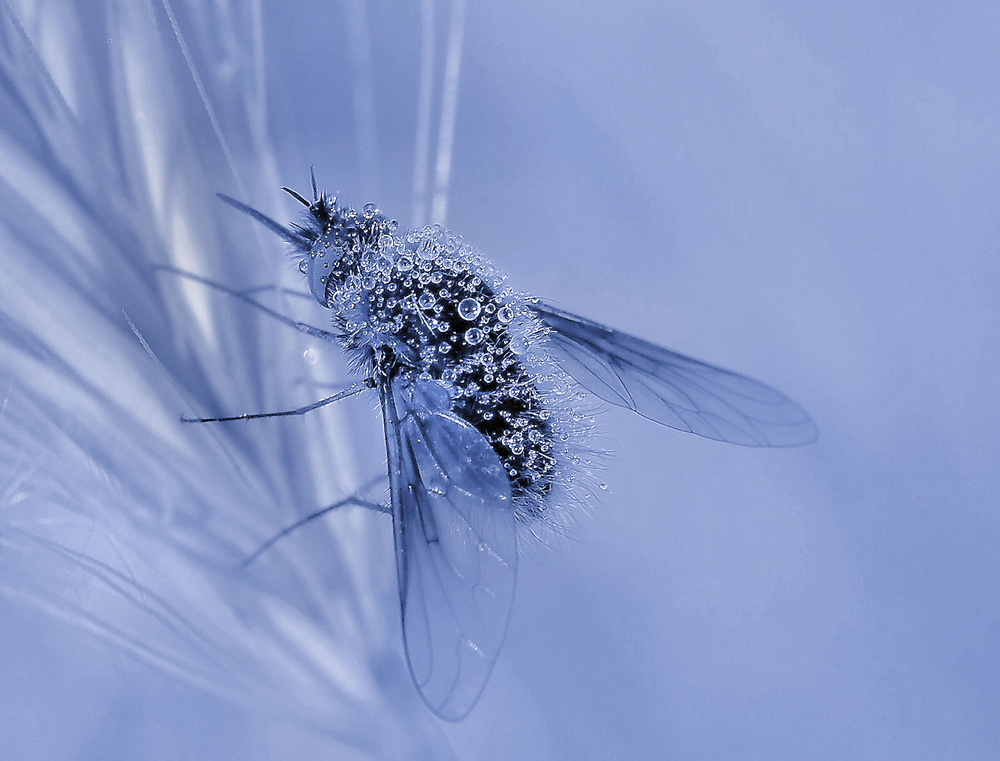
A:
[186,176,817,720]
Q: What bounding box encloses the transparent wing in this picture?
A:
[530,301,817,447]
[381,378,517,721]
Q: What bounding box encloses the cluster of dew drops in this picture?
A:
[308,201,574,503]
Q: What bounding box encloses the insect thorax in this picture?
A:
[299,202,564,508]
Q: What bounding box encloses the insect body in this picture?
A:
[211,181,817,720]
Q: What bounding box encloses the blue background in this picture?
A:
[1,1,997,759]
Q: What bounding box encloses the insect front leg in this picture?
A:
[153,264,341,344]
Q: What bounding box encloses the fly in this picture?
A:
[182,175,817,721]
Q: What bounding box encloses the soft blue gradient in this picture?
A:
[2,1,998,759]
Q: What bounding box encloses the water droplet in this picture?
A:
[418,291,435,309]
[497,306,514,323]
[465,327,484,345]
[458,297,481,321]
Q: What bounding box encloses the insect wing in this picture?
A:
[530,302,817,447]
[381,379,517,721]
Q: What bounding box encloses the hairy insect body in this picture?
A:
[296,197,579,516]
[202,181,816,719]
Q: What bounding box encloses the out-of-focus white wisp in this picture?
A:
[0,0,453,757]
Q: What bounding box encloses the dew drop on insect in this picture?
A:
[458,297,481,321]
[465,327,484,345]
[497,305,514,323]
[509,335,528,354]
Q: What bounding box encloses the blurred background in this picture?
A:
[1,0,998,759]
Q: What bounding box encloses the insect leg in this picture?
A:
[181,382,370,423]
[236,284,313,302]
[153,264,339,343]
[241,489,390,569]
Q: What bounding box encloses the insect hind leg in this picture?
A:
[242,487,390,569]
